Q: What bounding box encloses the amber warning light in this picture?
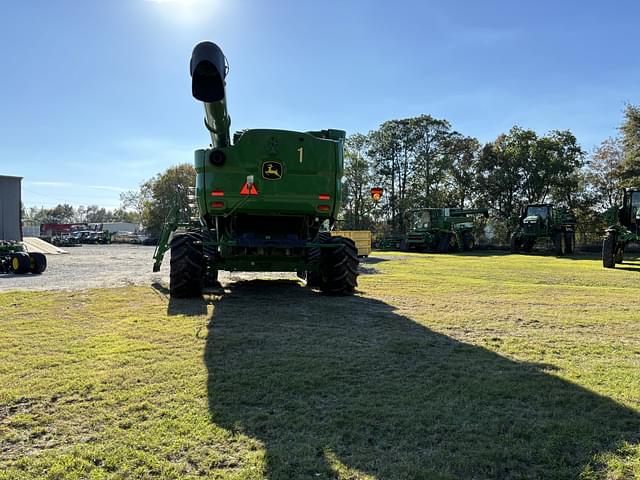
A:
[370,187,383,202]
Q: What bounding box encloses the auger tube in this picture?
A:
[190,41,231,148]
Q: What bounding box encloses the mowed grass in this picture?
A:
[1,251,639,479]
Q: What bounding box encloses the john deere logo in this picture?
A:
[262,161,283,180]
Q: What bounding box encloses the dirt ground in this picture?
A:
[1,244,373,292]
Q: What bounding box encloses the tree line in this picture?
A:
[23,104,639,243]
[22,204,140,225]
[340,104,640,244]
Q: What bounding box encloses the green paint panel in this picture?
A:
[196,129,344,218]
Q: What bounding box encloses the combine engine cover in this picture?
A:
[195,129,344,220]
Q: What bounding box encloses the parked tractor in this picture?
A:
[602,187,640,268]
[510,203,576,255]
[405,208,489,253]
[0,241,47,275]
[152,41,357,297]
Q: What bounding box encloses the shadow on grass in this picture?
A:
[203,280,639,479]
[609,265,640,272]
[359,257,390,265]
[151,281,215,316]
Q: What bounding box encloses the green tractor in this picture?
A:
[510,203,576,255]
[405,208,489,253]
[152,41,357,297]
[602,187,640,268]
[0,241,47,275]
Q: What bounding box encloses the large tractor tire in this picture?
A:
[522,238,535,253]
[197,230,219,286]
[169,232,204,297]
[437,233,455,253]
[10,252,30,274]
[306,232,331,289]
[461,231,475,251]
[318,236,358,295]
[29,252,47,274]
[553,232,566,256]
[564,231,575,255]
[602,231,616,268]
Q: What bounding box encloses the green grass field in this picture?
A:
[1,252,639,479]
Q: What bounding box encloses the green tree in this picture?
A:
[368,115,452,233]
[543,129,584,208]
[85,206,111,223]
[342,134,374,230]
[368,121,404,232]
[121,164,196,237]
[476,134,521,240]
[585,137,623,209]
[445,133,480,208]
[412,115,451,207]
[619,103,640,186]
[39,204,76,223]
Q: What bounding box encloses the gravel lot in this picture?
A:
[0,244,301,292]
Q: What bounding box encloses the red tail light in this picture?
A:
[317,205,330,212]
[318,194,331,200]
[211,201,225,208]
[211,190,225,197]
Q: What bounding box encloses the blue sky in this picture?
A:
[1,0,638,209]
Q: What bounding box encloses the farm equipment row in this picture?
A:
[51,230,111,247]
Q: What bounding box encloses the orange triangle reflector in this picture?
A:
[240,182,258,196]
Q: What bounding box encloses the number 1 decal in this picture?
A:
[297,147,304,163]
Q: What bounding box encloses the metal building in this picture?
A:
[0,175,22,241]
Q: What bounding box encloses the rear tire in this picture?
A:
[437,233,454,253]
[602,231,616,268]
[553,232,566,256]
[564,231,575,254]
[615,245,625,264]
[306,232,331,289]
[29,252,47,274]
[461,231,475,251]
[169,232,204,297]
[522,238,534,253]
[318,236,358,296]
[10,252,30,274]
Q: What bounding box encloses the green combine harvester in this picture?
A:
[405,208,489,253]
[153,41,357,297]
[0,241,46,275]
[602,187,640,268]
[510,203,576,255]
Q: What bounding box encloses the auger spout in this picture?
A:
[190,41,231,148]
